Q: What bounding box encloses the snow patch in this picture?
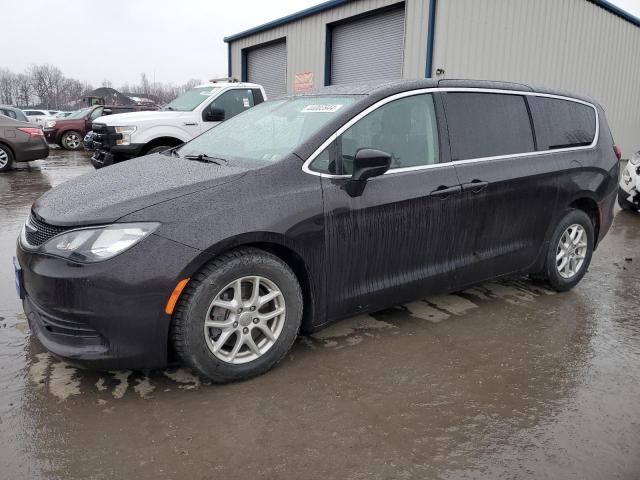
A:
[49,362,81,401]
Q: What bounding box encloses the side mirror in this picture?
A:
[204,106,225,122]
[345,148,392,197]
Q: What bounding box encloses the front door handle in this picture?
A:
[429,185,462,198]
[461,180,489,194]
[183,122,198,126]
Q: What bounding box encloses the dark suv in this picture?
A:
[16,79,620,382]
[43,104,157,150]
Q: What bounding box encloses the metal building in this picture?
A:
[225,0,640,156]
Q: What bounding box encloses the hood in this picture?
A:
[33,154,248,226]
[94,110,186,125]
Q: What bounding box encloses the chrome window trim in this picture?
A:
[301,87,600,179]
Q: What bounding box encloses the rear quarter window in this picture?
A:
[528,96,596,150]
[443,92,535,160]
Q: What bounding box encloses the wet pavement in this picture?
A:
[0,150,639,479]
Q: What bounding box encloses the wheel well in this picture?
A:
[569,197,600,244]
[246,242,315,333]
[0,140,15,158]
[141,137,183,155]
[166,242,315,362]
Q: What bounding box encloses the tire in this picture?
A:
[171,248,303,383]
[61,131,83,150]
[145,145,172,155]
[535,209,594,292]
[0,144,14,173]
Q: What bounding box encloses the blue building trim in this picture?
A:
[224,0,350,43]
[425,0,437,78]
[324,26,333,86]
[588,0,640,28]
[241,50,248,82]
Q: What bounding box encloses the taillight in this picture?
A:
[613,145,622,161]
[17,127,44,137]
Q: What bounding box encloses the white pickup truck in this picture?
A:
[90,80,266,168]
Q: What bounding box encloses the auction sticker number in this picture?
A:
[302,104,343,113]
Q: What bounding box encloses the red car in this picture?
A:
[43,105,156,150]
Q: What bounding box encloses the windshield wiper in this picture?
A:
[183,153,228,165]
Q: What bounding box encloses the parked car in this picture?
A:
[23,109,59,126]
[15,79,620,382]
[619,150,640,211]
[43,104,158,150]
[54,111,74,118]
[0,105,29,122]
[0,116,49,172]
[90,81,265,168]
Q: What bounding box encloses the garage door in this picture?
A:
[331,7,405,85]
[246,40,287,99]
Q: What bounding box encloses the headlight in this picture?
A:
[114,126,137,145]
[44,120,56,128]
[38,223,158,262]
[629,151,640,166]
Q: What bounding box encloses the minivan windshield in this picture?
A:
[164,86,221,112]
[177,95,360,164]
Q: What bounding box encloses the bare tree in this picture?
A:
[15,73,32,107]
[28,64,51,107]
[0,68,16,104]
[2,65,200,108]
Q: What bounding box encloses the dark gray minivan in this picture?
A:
[16,79,620,382]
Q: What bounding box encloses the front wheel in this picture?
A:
[535,209,594,292]
[0,144,14,172]
[170,248,303,383]
[61,131,83,150]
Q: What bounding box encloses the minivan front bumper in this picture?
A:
[16,233,202,369]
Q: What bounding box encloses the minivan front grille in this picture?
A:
[24,214,72,247]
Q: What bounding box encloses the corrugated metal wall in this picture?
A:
[229,0,430,93]
[432,0,640,156]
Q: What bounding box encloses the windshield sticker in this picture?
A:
[302,104,343,113]
[243,98,250,108]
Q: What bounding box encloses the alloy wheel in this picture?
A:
[65,134,81,149]
[556,224,588,279]
[203,276,286,364]
[0,148,8,168]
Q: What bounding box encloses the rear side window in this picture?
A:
[528,96,596,150]
[443,92,535,160]
[1,109,17,119]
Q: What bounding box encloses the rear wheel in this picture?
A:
[61,131,83,150]
[535,209,594,292]
[170,248,303,383]
[0,144,14,173]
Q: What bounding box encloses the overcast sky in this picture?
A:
[1,0,639,87]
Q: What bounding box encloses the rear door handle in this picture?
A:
[183,122,198,126]
[429,185,462,198]
[461,180,489,193]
